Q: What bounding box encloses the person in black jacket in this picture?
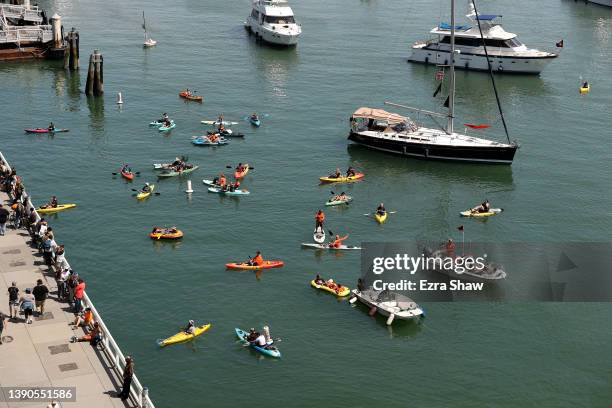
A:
[32,279,49,316]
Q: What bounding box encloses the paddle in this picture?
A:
[131,189,160,195]
[363,211,397,216]
[226,165,254,170]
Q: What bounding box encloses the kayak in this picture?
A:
[157,165,199,178]
[460,208,503,217]
[319,173,364,183]
[192,136,229,146]
[25,128,69,134]
[201,120,238,126]
[313,227,325,244]
[580,85,590,95]
[234,164,249,179]
[150,229,183,240]
[249,117,261,127]
[374,212,388,224]
[225,260,284,270]
[159,123,176,132]
[149,119,174,127]
[179,90,203,102]
[36,203,77,214]
[136,184,155,200]
[325,196,352,206]
[235,328,281,358]
[310,280,351,297]
[158,324,211,347]
[202,179,220,187]
[208,186,249,196]
[121,169,135,181]
[301,243,362,250]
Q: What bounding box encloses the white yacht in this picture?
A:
[244,0,301,46]
[589,0,612,6]
[408,4,557,74]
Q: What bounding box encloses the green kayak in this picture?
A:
[157,165,199,178]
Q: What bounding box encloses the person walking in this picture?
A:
[32,279,49,316]
[118,356,134,401]
[0,203,9,236]
[8,282,19,319]
[0,312,6,344]
[19,288,36,324]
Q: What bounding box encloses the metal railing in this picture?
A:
[0,4,44,23]
[0,151,155,408]
[0,26,52,44]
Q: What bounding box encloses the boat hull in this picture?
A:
[589,0,612,6]
[408,45,557,75]
[348,132,517,164]
[245,20,300,46]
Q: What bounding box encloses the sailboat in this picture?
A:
[348,0,518,164]
[142,11,157,48]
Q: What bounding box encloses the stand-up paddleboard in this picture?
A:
[301,243,362,250]
[313,227,325,244]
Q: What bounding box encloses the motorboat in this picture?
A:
[350,288,424,325]
[244,0,301,46]
[588,0,612,6]
[423,248,507,281]
[408,3,557,74]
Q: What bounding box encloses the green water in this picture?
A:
[2,0,612,406]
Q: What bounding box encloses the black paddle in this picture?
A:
[131,189,160,195]
[226,165,254,170]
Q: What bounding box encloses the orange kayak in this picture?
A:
[225,260,284,270]
[234,164,250,179]
[179,90,203,102]
[121,169,134,181]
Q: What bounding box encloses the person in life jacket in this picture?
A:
[331,168,341,178]
[314,274,325,285]
[346,167,356,177]
[330,234,348,249]
[247,251,264,266]
[219,174,227,188]
[246,328,259,342]
[376,203,386,215]
[184,320,195,334]
[445,239,456,255]
[472,200,491,214]
[315,210,325,230]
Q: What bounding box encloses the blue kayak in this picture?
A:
[158,123,176,132]
[207,186,249,195]
[249,117,261,127]
[192,137,229,146]
[235,328,281,358]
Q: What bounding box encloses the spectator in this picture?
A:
[71,321,102,346]
[32,279,49,316]
[8,282,19,319]
[0,312,6,345]
[71,307,94,329]
[118,356,134,401]
[19,288,36,324]
[56,268,71,301]
[0,203,9,236]
[41,233,56,266]
[67,272,78,307]
[74,278,85,314]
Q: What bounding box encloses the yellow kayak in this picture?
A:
[310,280,350,297]
[36,203,77,214]
[580,85,590,94]
[374,212,388,224]
[460,208,503,217]
[136,184,155,200]
[319,173,364,183]
[158,324,211,347]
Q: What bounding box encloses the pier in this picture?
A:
[0,152,154,408]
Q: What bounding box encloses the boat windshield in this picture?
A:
[264,15,295,24]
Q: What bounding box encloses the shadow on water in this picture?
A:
[346,143,515,188]
[247,39,299,99]
[86,96,105,132]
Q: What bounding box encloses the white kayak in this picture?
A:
[313,227,325,244]
[301,243,362,250]
[201,120,238,126]
[460,208,503,217]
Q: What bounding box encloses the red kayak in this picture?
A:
[121,168,134,181]
[225,260,284,270]
[234,164,250,179]
[25,128,69,134]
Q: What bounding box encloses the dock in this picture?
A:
[0,152,154,408]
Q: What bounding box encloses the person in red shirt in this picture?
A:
[248,251,264,266]
[74,278,86,314]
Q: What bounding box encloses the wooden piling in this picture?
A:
[64,28,80,70]
[85,49,103,96]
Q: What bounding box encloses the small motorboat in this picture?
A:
[350,288,424,325]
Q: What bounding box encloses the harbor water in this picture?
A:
[1,0,612,406]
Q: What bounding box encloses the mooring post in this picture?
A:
[65,28,80,70]
[85,49,104,96]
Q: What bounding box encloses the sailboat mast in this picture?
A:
[447,0,456,134]
[143,11,147,41]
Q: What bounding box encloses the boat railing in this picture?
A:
[0,4,43,23]
[0,151,155,408]
[0,25,52,44]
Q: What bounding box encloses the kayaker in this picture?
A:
[315,210,325,229]
[376,203,386,215]
[583,81,589,89]
[42,196,58,209]
[248,251,264,266]
[162,113,169,121]
[48,122,55,131]
[247,329,267,347]
[219,173,227,188]
[184,320,196,335]
[236,163,245,173]
[330,192,348,202]
[142,183,151,193]
[314,274,325,285]
[246,328,258,342]
[251,113,259,121]
[330,168,341,178]
[471,200,490,214]
[346,167,356,177]
[330,234,348,249]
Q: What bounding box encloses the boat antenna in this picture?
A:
[447,0,456,134]
[470,0,511,144]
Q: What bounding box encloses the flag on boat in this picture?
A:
[435,70,445,81]
[464,123,491,129]
[556,39,564,48]
[443,96,450,108]
[457,225,464,232]
[433,83,442,97]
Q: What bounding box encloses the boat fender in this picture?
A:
[349,296,358,304]
[368,306,378,316]
[386,313,395,326]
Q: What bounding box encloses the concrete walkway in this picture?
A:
[0,191,133,408]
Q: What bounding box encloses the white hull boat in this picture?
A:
[350,289,424,325]
[245,0,301,46]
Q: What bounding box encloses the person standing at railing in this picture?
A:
[74,278,85,314]
[118,356,134,401]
